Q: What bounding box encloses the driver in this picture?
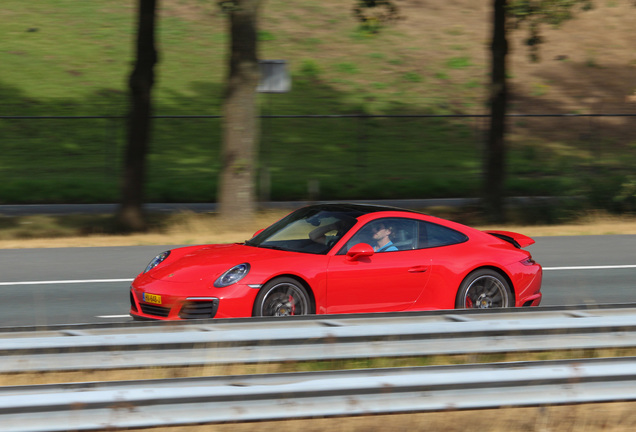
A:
[370,222,398,252]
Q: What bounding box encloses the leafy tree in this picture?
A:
[484,0,593,222]
[217,0,263,224]
[117,0,158,231]
[508,0,593,62]
[352,0,402,33]
[214,0,399,223]
[483,0,509,223]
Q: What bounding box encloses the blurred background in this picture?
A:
[1,0,635,223]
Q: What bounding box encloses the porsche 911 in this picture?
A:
[130,203,542,320]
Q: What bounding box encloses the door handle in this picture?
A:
[408,266,428,273]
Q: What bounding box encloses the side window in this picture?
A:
[417,221,467,249]
[339,218,418,254]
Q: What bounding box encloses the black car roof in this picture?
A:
[303,203,422,218]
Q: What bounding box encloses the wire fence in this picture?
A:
[1,113,635,207]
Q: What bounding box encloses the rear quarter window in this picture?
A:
[418,221,468,248]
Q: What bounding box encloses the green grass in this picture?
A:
[1,0,635,219]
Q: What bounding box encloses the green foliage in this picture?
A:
[509,198,582,225]
[445,56,473,69]
[508,0,595,62]
[352,0,402,34]
[258,30,277,41]
[371,82,388,89]
[463,79,482,89]
[508,0,594,23]
[402,71,423,82]
[297,59,322,81]
[218,1,239,13]
[367,52,385,60]
[530,82,550,96]
[335,62,360,74]
[302,37,323,47]
[581,171,626,211]
[0,0,632,217]
[614,175,636,212]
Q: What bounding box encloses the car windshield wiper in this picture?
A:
[257,244,288,251]
[244,240,257,246]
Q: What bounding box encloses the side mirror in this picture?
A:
[346,243,374,261]
[252,229,265,238]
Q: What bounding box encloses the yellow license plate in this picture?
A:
[143,293,162,305]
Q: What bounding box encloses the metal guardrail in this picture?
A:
[3,305,636,431]
[2,356,636,431]
[3,304,636,373]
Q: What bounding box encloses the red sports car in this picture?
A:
[130,203,542,320]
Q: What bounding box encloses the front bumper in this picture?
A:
[129,281,259,320]
[130,289,220,320]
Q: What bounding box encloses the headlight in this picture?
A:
[144,251,171,273]
[214,263,250,287]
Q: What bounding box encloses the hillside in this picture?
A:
[4,1,634,112]
[1,0,635,209]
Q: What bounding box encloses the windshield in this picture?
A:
[246,207,358,254]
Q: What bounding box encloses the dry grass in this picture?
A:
[0,210,285,249]
[479,211,636,237]
[120,403,636,432]
[0,209,634,249]
[6,367,636,432]
[5,349,636,431]
[4,348,635,386]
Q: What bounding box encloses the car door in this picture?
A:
[325,218,431,314]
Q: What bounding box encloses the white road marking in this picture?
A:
[543,265,636,271]
[0,278,133,286]
[97,315,130,319]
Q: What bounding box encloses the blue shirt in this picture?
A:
[375,241,398,252]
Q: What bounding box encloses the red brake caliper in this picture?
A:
[289,295,296,315]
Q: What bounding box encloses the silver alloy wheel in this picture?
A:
[256,279,311,317]
[457,272,511,309]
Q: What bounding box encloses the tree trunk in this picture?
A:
[218,0,262,224]
[117,0,158,231]
[483,0,508,223]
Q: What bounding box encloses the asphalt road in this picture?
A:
[0,235,634,327]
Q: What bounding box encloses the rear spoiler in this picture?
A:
[483,230,535,249]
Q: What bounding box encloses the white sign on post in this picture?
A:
[257,60,291,93]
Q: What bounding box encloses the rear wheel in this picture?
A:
[455,269,513,309]
[253,277,313,317]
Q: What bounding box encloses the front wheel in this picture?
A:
[253,277,313,317]
[455,269,513,309]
